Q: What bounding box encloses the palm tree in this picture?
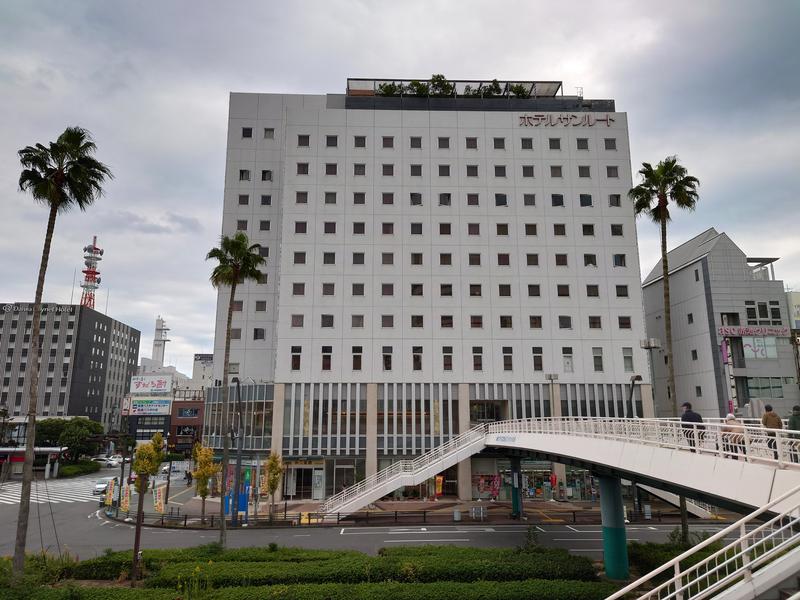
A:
[13,127,112,577]
[629,156,700,416]
[206,232,265,546]
[629,156,699,547]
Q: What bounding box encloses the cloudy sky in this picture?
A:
[1,1,798,374]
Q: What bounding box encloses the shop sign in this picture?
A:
[718,326,789,337]
[518,113,615,127]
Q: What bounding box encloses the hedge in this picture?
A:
[146,552,597,588]
[628,541,724,582]
[58,460,101,478]
[0,580,617,600]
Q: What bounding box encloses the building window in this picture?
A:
[691,349,698,361]
[439,193,452,206]
[439,253,452,266]
[495,193,508,206]
[325,135,338,147]
[521,165,535,178]
[323,252,335,265]
[502,347,513,371]
[687,313,694,324]
[584,254,598,267]
[410,164,422,177]
[353,192,365,205]
[611,224,624,236]
[604,138,617,150]
[549,138,561,150]
[550,165,563,178]
[322,282,335,295]
[615,285,629,298]
[529,315,542,329]
[528,284,541,297]
[352,346,363,370]
[261,169,272,181]
[412,347,423,371]
[523,193,536,207]
[382,346,392,371]
[587,284,599,297]
[441,283,453,296]
[351,283,364,296]
[554,223,566,236]
[465,193,479,206]
[613,254,627,267]
[579,194,593,207]
[411,315,424,328]
[320,314,334,328]
[521,137,533,150]
[497,253,510,266]
[382,136,394,148]
[494,165,506,177]
[255,300,267,312]
[695,386,702,397]
[410,252,423,266]
[609,194,622,207]
[353,222,365,235]
[260,194,271,206]
[381,283,394,296]
[493,137,505,149]
[380,192,393,205]
[526,253,539,266]
[381,252,394,265]
[439,223,451,235]
[326,163,338,176]
[582,224,595,236]
[578,165,591,178]
[296,163,309,175]
[438,136,450,149]
[294,221,307,234]
[500,315,513,329]
[253,328,265,340]
[498,284,512,297]
[295,191,308,204]
[472,346,483,371]
[236,219,247,231]
[576,138,588,150]
[230,328,241,340]
[469,284,482,297]
[260,220,271,231]
[238,194,249,206]
[588,315,602,329]
[557,284,570,297]
[352,252,365,265]
[292,283,305,296]
[382,164,394,176]
[438,164,451,177]
[382,222,394,235]
[239,169,250,181]
[291,346,301,370]
[442,347,453,371]
[551,194,564,207]
[618,316,632,329]
[558,315,572,329]
[354,135,366,148]
[410,136,422,149]
[410,222,423,235]
[410,283,423,296]
[264,128,274,139]
[465,136,478,149]
[607,166,619,178]
[466,164,478,177]
[592,347,604,372]
[298,134,310,147]
[410,192,423,206]
[351,314,364,328]
[441,315,454,328]
[232,300,243,311]
[555,253,568,267]
[354,163,366,176]
[468,223,480,236]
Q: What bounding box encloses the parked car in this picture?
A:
[93,477,117,495]
[108,454,124,463]
[92,457,119,468]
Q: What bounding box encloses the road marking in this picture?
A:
[383,539,470,543]
[566,525,580,532]
[554,538,640,542]
[293,534,311,537]
[339,528,345,535]
[535,526,546,532]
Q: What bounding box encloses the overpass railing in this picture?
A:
[606,483,800,599]
[486,418,800,469]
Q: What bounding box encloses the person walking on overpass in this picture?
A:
[721,413,745,459]
[787,405,800,463]
[761,404,783,460]
[680,402,704,452]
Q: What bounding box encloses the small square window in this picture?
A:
[691,349,698,360]
[578,165,591,178]
[550,165,563,178]
[354,163,366,176]
[522,165,534,178]
[410,252,423,265]
[382,222,394,235]
[438,136,450,149]
[500,315,513,328]
[410,283,423,296]
[498,284,511,297]
[232,300,243,312]
[353,252,365,265]
[410,164,422,177]
[589,316,602,329]
[549,138,561,150]
[382,164,394,176]
[587,284,599,297]
[616,285,629,297]
[381,283,394,296]
[296,163,309,175]
[323,221,335,234]
[576,138,588,150]
[294,221,307,234]
[526,253,539,266]
[551,194,564,207]
[293,251,306,264]
[579,194,593,207]
[322,252,335,265]
[354,135,366,148]
[351,283,364,296]
[607,165,620,178]
[263,128,274,139]
[555,253,568,266]
[441,283,453,296]
[466,164,478,177]
[321,314,334,328]
[410,136,422,149]
[439,164,451,177]
[557,284,570,297]
[326,135,338,147]
[618,316,632,329]
[554,223,567,236]
[324,191,337,205]
[688,313,694,324]
[381,252,394,265]
[298,134,310,147]
[613,254,627,267]
[609,194,622,207]
[441,315,454,328]
[230,328,241,340]
[295,191,308,204]
[260,194,271,206]
[382,136,394,148]
[410,192,423,206]
[382,192,394,205]
[468,253,481,266]
[236,219,248,231]
[439,253,452,266]
[584,253,597,267]
[439,193,452,206]
[497,253,510,266]
[470,315,483,328]
[493,137,505,149]
[494,165,506,177]
[410,222,423,235]
[260,220,271,231]
[353,192,366,205]
[239,169,251,181]
[496,223,509,235]
[604,138,617,150]
[238,194,249,206]
[528,284,541,297]
[582,224,595,236]
[411,315,424,328]
[469,284,482,297]
[242,127,253,138]
[352,315,364,328]
[255,300,267,311]
[439,222,451,235]
[465,137,478,149]
[525,223,537,236]
[291,314,304,328]
[521,137,533,150]
[523,193,536,206]
[495,193,508,206]
[529,315,542,328]
[467,193,480,206]
[559,315,572,329]
[611,224,624,236]
[353,222,365,235]
[468,223,480,236]
[292,283,305,296]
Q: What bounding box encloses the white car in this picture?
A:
[93,477,117,495]
[92,457,119,468]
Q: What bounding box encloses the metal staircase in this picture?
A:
[606,483,800,600]
[320,424,488,516]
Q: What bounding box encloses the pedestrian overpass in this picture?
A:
[322,418,800,599]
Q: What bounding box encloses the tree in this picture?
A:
[34,418,67,447]
[629,155,699,545]
[206,232,265,546]
[57,417,104,462]
[262,452,283,521]
[13,126,112,578]
[192,443,220,524]
[130,433,164,585]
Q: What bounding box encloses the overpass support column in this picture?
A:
[510,456,523,518]
[599,476,629,579]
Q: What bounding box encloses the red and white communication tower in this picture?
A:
[79,236,104,309]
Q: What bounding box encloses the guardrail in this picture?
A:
[486,418,800,469]
[606,483,800,599]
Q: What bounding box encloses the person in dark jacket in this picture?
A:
[787,405,800,463]
[761,404,783,460]
[680,402,704,451]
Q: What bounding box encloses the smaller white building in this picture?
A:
[643,228,799,418]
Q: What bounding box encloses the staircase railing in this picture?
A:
[486,417,800,470]
[606,483,800,599]
[320,423,487,514]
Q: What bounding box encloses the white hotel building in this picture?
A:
[205,79,654,501]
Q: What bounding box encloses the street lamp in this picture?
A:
[544,374,559,417]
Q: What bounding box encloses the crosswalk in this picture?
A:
[0,478,100,505]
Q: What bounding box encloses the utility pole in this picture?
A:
[164,433,173,506]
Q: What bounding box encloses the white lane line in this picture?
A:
[565,525,580,532]
[554,538,640,542]
[535,526,546,532]
[383,539,470,543]
[339,528,345,535]
[293,534,311,537]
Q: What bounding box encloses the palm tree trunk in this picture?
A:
[13,203,58,578]
[660,206,678,416]
[218,282,236,547]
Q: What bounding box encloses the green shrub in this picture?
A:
[58,460,100,478]
[628,541,723,581]
[0,589,177,600]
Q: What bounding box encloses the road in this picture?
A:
[0,473,740,559]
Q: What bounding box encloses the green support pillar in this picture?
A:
[599,475,629,580]
[510,456,523,519]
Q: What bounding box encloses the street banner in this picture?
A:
[121,484,130,512]
[435,475,444,496]
[153,485,165,513]
[105,478,116,506]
